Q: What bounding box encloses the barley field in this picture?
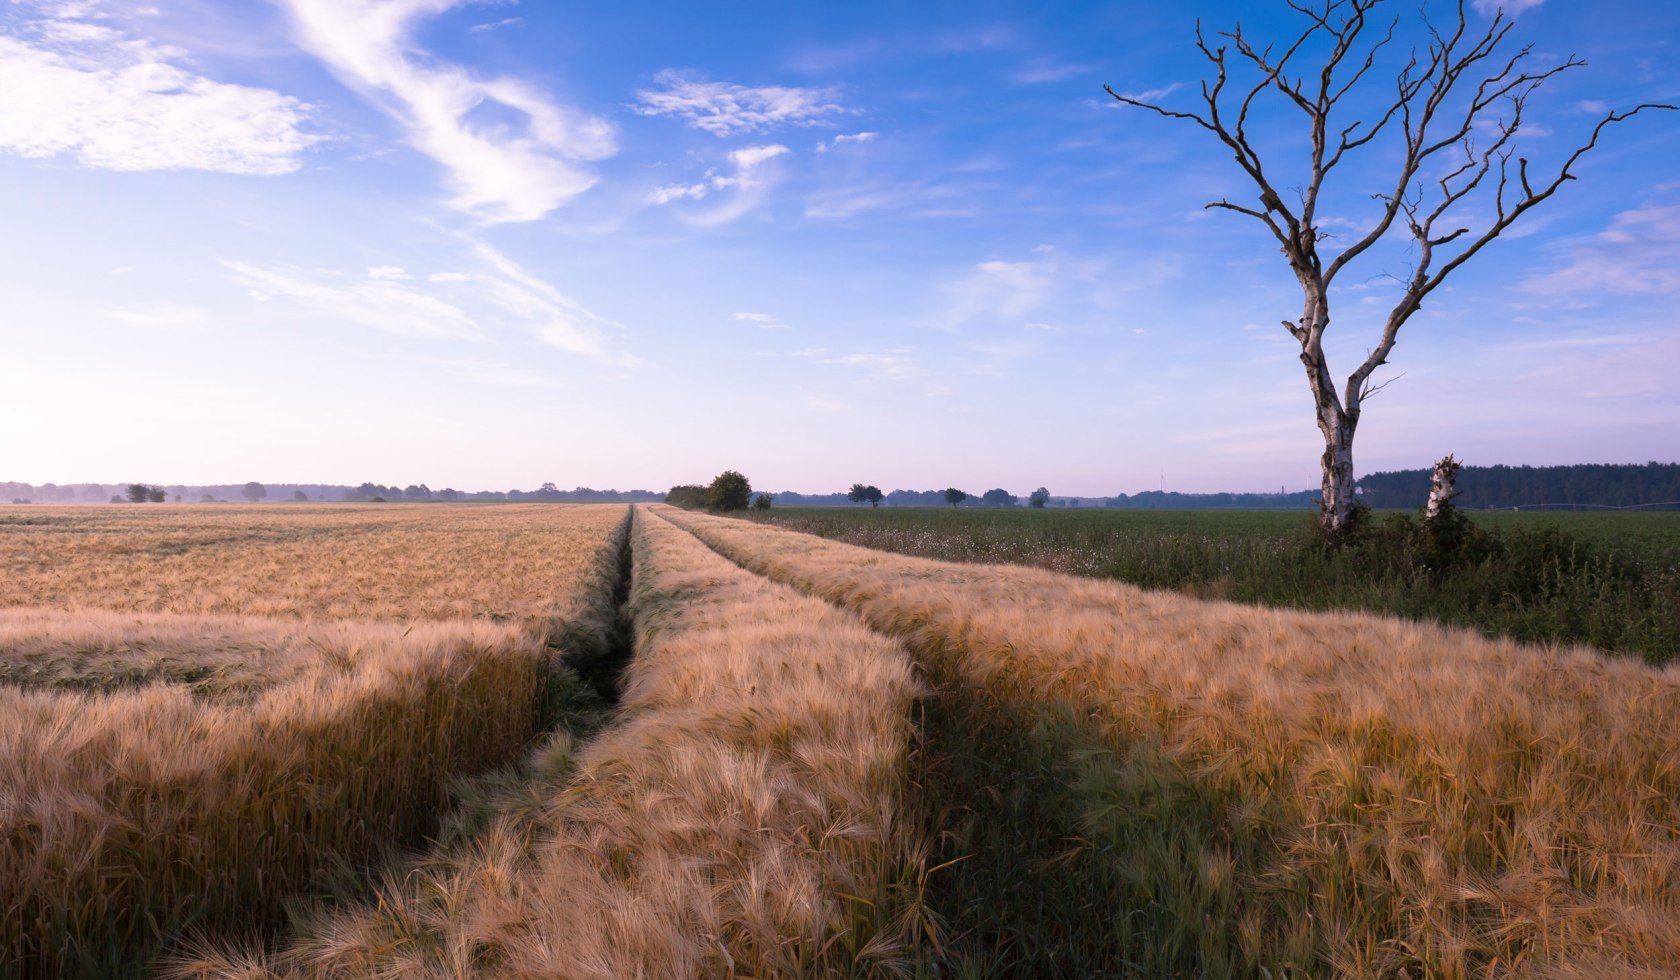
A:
[6,501,1679,978]
[755,507,1680,662]
[666,505,1680,977]
[0,504,631,977]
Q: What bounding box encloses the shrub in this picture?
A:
[664,484,708,510]
[706,470,752,513]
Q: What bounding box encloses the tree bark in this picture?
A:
[1427,454,1462,521]
[1304,337,1360,540]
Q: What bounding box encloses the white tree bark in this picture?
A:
[1426,454,1462,521]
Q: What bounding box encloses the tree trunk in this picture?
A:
[1426,454,1462,521]
[1317,410,1358,541]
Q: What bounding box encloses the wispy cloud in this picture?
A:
[224,241,638,367]
[822,346,920,381]
[732,311,789,329]
[943,256,1058,327]
[223,261,486,340]
[281,0,615,223]
[634,70,845,136]
[647,144,790,225]
[1103,82,1184,105]
[99,303,211,331]
[0,7,320,174]
[1472,0,1544,16]
[461,240,639,367]
[1011,59,1093,85]
[1524,203,1680,296]
[815,131,877,153]
[469,16,522,34]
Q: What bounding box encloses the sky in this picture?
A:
[1,0,1676,495]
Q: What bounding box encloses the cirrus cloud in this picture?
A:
[634,69,845,136]
[281,0,616,223]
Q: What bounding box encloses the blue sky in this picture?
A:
[1,0,1675,494]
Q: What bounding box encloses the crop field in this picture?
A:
[756,507,1680,662]
[667,506,1680,977]
[6,501,1679,978]
[0,504,631,977]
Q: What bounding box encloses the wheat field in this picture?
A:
[1,504,630,977]
[7,500,1679,978]
[174,505,930,979]
[663,505,1680,978]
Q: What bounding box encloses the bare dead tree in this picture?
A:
[1106,0,1673,541]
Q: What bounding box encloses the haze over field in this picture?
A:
[1,0,1675,493]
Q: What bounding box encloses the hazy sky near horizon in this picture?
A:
[2,0,1676,495]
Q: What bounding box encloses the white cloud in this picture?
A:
[634,69,844,136]
[1524,203,1680,296]
[223,261,485,340]
[1105,82,1183,105]
[0,10,319,174]
[1472,0,1544,15]
[223,242,638,367]
[281,0,615,223]
[945,258,1058,326]
[647,144,789,225]
[823,346,920,381]
[100,303,211,330]
[732,311,788,329]
[1011,60,1092,85]
[815,131,877,153]
[646,181,709,204]
[462,240,639,367]
[469,16,522,34]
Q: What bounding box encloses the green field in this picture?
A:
[758,506,1680,663]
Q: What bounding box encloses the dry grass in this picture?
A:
[665,505,1680,978]
[178,505,929,979]
[1,504,630,977]
[0,503,615,629]
[0,608,359,698]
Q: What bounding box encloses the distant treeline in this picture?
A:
[1355,462,1680,510]
[1,481,663,504]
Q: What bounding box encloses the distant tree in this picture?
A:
[292,490,309,501]
[437,488,460,501]
[200,493,216,503]
[864,485,884,507]
[707,470,753,513]
[110,494,124,503]
[146,486,165,503]
[172,494,182,503]
[943,487,968,508]
[1029,487,1049,509]
[753,493,774,512]
[848,483,870,505]
[665,484,709,509]
[241,481,266,502]
[370,495,387,503]
[126,483,150,504]
[981,488,1017,508]
[403,484,431,500]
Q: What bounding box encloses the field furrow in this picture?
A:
[182,505,929,979]
[661,504,1680,978]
